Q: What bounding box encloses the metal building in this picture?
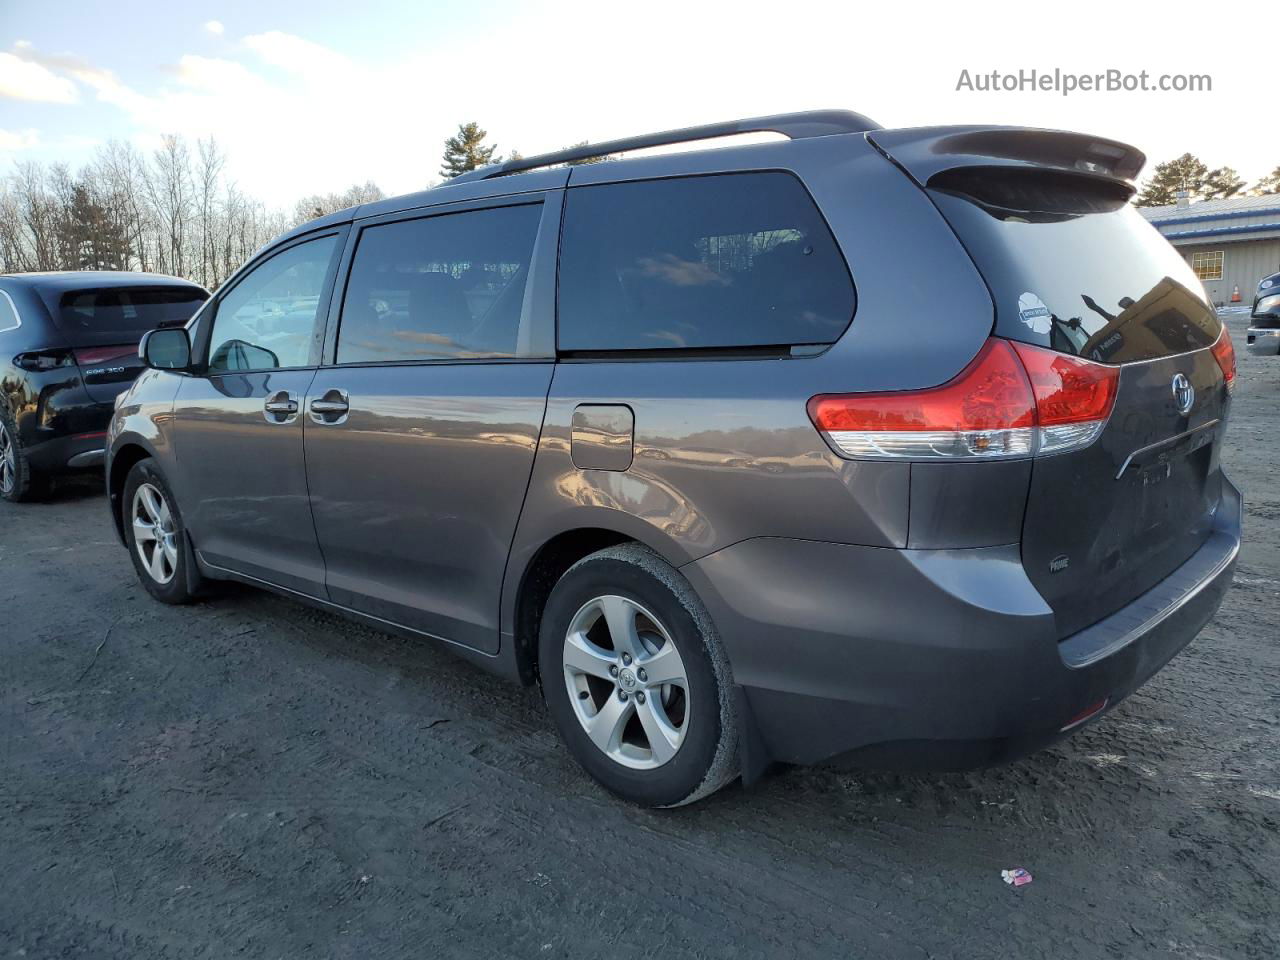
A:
[1139,194,1280,306]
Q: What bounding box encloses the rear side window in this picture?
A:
[56,286,207,348]
[557,172,854,353]
[337,203,542,363]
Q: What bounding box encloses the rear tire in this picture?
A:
[122,459,201,604]
[539,543,738,807]
[0,408,46,503]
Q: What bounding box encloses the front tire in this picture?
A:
[122,459,201,604]
[539,544,738,807]
[0,408,45,503]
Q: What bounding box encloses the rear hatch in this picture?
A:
[52,285,207,403]
[870,127,1231,637]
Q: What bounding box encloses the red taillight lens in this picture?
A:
[808,339,1036,460]
[73,345,136,367]
[1011,340,1120,455]
[809,338,1119,460]
[1210,328,1236,392]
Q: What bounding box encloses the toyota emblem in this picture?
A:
[1171,373,1194,415]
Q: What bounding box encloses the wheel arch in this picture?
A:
[508,526,643,686]
[107,440,155,544]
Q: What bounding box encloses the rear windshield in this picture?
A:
[928,170,1220,363]
[56,286,208,347]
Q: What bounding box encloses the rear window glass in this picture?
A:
[928,175,1219,363]
[56,286,208,348]
[557,172,854,353]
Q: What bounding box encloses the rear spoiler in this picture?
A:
[867,126,1146,194]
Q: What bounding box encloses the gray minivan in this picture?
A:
[108,111,1241,806]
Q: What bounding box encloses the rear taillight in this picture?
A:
[809,338,1119,461]
[13,348,74,372]
[1210,328,1236,393]
[72,345,136,367]
[1011,341,1120,455]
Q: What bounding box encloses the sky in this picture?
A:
[0,0,1274,208]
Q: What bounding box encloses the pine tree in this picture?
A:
[1202,166,1245,200]
[1255,166,1280,195]
[1135,153,1209,207]
[440,123,499,179]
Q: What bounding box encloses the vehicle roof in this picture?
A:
[0,271,208,294]
[274,114,1145,246]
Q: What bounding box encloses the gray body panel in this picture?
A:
[304,361,553,653]
[173,369,325,595]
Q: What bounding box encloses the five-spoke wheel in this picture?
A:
[122,459,201,604]
[540,544,738,807]
[563,594,690,769]
[131,482,179,584]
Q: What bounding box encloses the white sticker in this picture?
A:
[1018,292,1052,334]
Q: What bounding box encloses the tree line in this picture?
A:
[11,120,1262,287]
[1136,154,1280,206]
[0,121,608,287]
[0,135,384,289]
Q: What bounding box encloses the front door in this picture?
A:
[173,229,345,596]
[304,198,557,652]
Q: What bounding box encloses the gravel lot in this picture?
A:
[2,311,1277,960]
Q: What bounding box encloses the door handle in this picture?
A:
[309,389,350,425]
[263,390,299,424]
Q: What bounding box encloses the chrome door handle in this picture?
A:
[309,389,350,424]
[309,399,349,413]
[263,391,299,423]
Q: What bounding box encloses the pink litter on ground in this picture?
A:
[1001,868,1033,887]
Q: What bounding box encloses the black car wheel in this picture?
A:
[539,543,739,807]
[0,408,44,503]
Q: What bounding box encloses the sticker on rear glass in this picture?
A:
[1018,292,1052,334]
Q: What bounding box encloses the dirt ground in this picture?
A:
[2,311,1277,960]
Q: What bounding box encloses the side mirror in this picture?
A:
[140,327,192,371]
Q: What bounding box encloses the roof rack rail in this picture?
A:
[450,109,880,184]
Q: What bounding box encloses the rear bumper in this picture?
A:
[1246,327,1280,357]
[24,424,111,473]
[682,476,1241,772]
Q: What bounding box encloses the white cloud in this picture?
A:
[204,20,225,36]
[0,51,77,103]
[242,31,349,76]
[0,128,40,151]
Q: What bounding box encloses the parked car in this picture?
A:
[0,272,208,500]
[107,112,1240,806]
[1247,270,1280,356]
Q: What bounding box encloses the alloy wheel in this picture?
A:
[131,482,178,584]
[0,421,15,495]
[562,595,689,770]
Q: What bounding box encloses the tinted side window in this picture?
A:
[557,172,854,352]
[337,203,541,363]
[0,290,19,333]
[207,235,338,373]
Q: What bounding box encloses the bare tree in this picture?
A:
[196,137,226,287]
[0,137,381,286]
[291,181,385,227]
